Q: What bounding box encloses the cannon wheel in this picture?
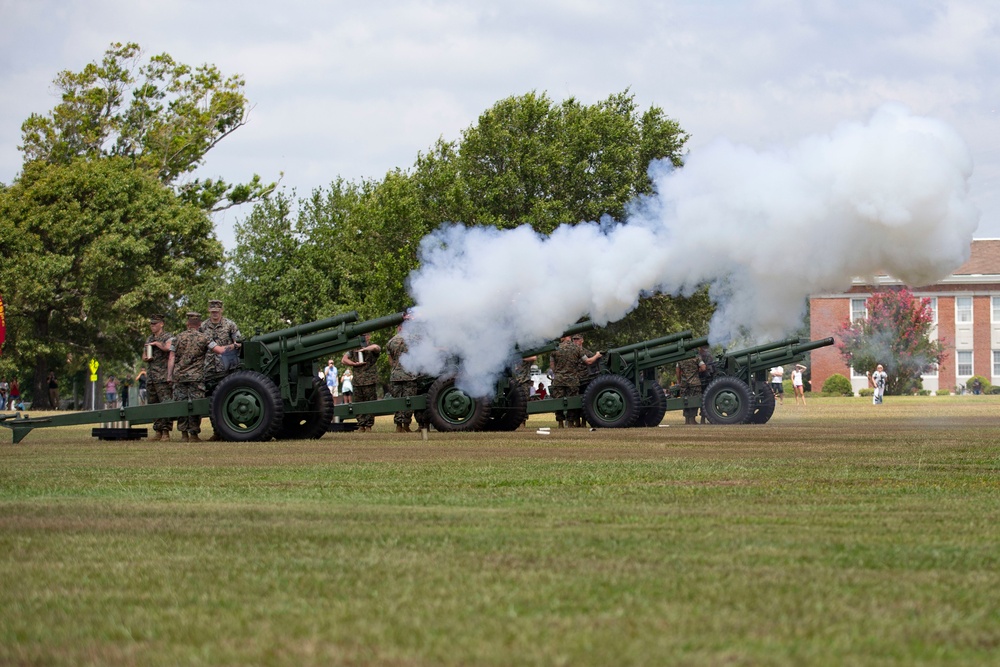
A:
[635,381,667,427]
[210,371,284,441]
[278,377,335,439]
[746,380,776,424]
[485,383,528,432]
[583,375,641,428]
[702,376,752,425]
[427,376,492,432]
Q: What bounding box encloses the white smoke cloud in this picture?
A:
[403,104,979,396]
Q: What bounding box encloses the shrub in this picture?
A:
[822,373,854,397]
[936,389,951,396]
[917,389,931,396]
[990,385,1000,395]
[859,388,874,397]
[966,375,992,394]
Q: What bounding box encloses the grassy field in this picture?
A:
[2,396,999,666]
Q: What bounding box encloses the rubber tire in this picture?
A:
[582,375,641,429]
[278,377,335,439]
[635,381,667,427]
[485,384,529,432]
[427,376,492,432]
[702,376,753,425]
[210,370,284,441]
[746,380,776,424]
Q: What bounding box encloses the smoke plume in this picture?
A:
[403,104,979,396]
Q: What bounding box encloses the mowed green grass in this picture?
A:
[2,396,999,666]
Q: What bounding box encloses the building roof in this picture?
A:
[952,239,1000,275]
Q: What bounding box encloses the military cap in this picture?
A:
[208,299,224,311]
[149,314,165,324]
[186,311,202,320]
[571,334,584,341]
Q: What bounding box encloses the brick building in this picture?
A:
[810,239,1000,394]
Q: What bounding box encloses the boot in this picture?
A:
[557,420,565,428]
[402,423,413,433]
[208,432,222,442]
[188,433,201,442]
[180,433,189,442]
[396,424,405,433]
[699,415,706,424]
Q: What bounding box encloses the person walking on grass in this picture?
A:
[868,364,887,405]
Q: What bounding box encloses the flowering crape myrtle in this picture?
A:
[837,287,947,395]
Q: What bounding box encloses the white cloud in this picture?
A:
[2,0,999,248]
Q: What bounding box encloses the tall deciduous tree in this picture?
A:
[0,158,223,400]
[837,287,947,395]
[19,41,275,212]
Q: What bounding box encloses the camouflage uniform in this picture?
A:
[676,356,704,424]
[347,345,380,429]
[514,359,534,397]
[571,344,598,426]
[172,328,213,437]
[387,332,427,429]
[145,328,175,436]
[199,316,242,389]
[697,347,716,424]
[548,338,578,424]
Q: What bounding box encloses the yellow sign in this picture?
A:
[89,358,99,382]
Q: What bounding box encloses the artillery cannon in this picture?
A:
[710,336,835,424]
[332,321,599,433]
[2,311,405,444]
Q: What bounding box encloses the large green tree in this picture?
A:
[230,90,709,359]
[837,287,947,395]
[19,41,275,212]
[0,158,223,400]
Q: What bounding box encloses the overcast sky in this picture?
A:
[2,0,998,250]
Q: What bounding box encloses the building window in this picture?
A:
[956,350,973,377]
[993,297,1000,323]
[851,298,867,323]
[994,351,1000,377]
[956,296,973,324]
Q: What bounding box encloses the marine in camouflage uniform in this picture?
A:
[169,312,226,441]
[570,335,602,427]
[676,354,707,425]
[696,346,716,424]
[143,314,175,440]
[341,333,381,432]
[548,337,578,427]
[199,299,242,391]
[387,328,428,432]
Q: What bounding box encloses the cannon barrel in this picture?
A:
[633,335,710,362]
[609,330,694,357]
[263,311,405,356]
[725,337,835,363]
[517,321,597,358]
[724,336,801,359]
[253,311,359,344]
[749,337,835,363]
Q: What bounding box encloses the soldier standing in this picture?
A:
[199,299,242,389]
[676,353,707,425]
[548,336,577,428]
[143,314,175,441]
[570,334,602,427]
[168,312,229,442]
[386,322,428,433]
[341,332,381,432]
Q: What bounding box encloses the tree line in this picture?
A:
[0,42,713,402]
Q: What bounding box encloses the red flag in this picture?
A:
[0,292,6,354]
